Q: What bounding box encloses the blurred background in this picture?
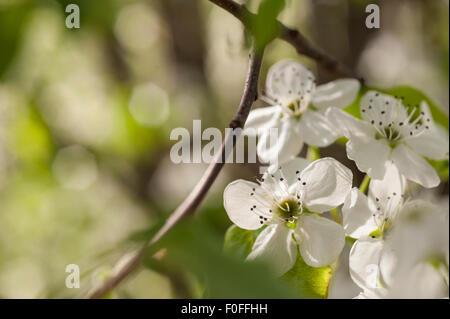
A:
[0,0,448,298]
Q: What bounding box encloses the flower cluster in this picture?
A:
[223,60,449,298]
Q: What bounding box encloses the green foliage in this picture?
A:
[282,252,332,299]
[223,224,333,299]
[223,225,255,259]
[249,0,286,49]
[148,218,297,298]
[427,158,449,181]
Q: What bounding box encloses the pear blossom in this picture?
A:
[350,199,449,299]
[245,60,360,164]
[327,91,449,188]
[342,163,405,297]
[223,157,352,275]
[386,200,449,298]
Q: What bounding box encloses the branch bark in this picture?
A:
[209,0,360,80]
[85,48,264,298]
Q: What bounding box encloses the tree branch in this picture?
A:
[84,48,264,298]
[209,0,359,80]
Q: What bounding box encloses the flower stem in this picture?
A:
[306,146,320,162]
[359,174,370,194]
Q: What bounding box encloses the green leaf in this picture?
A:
[281,252,332,299]
[223,225,254,259]
[249,0,286,49]
[152,219,297,298]
[427,158,449,181]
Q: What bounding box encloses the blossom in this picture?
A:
[245,60,360,164]
[343,166,449,298]
[342,163,405,297]
[351,200,449,299]
[223,157,352,275]
[327,91,449,188]
[385,200,449,298]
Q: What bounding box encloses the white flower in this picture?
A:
[327,91,449,188]
[342,163,405,297]
[344,171,449,299]
[223,157,352,275]
[385,200,449,298]
[245,60,360,164]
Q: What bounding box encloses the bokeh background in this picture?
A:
[0,0,448,298]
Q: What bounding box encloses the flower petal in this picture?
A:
[368,161,405,218]
[265,60,315,106]
[299,157,353,213]
[267,156,310,189]
[223,180,272,230]
[391,144,440,188]
[349,237,384,291]
[312,79,360,109]
[246,224,297,276]
[325,107,375,139]
[405,103,449,160]
[342,188,378,239]
[360,91,408,125]
[295,214,345,267]
[346,136,391,180]
[297,110,339,147]
[257,116,304,165]
[244,106,282,137]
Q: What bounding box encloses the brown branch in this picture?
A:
[209,0,359,80]
[84,48,264,298]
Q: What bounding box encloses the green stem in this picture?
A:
[306,146,320,162]
[359,174,370,194]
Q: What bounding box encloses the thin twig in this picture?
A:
[84,48,264,298]
[209,0,359,79]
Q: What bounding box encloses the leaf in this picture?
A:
[152,218,297,298]
[223,225,254,259]
[223,224,333,299]
[249,0,286,49]
[281,252,332,299]
[427,158,449,181]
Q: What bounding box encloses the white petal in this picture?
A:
[360,91,408,125]
[346,136,391,180]
[342,188,378,239]
[265,60,315,106]
[349,237,384,291]
[312,79,360,109]
[297,110,339,147]
[295,214,345,267]
[257,116,304,165]
[223,180,272,230]
[368,161,405,218]
[299,157,353,213]
[326,107,375,139]
[388,263,449,299]
[391,144,440,188]
[246,224,297,276]
[244,106,282,137]
[272,157,310,189]
[406,125,449,160]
